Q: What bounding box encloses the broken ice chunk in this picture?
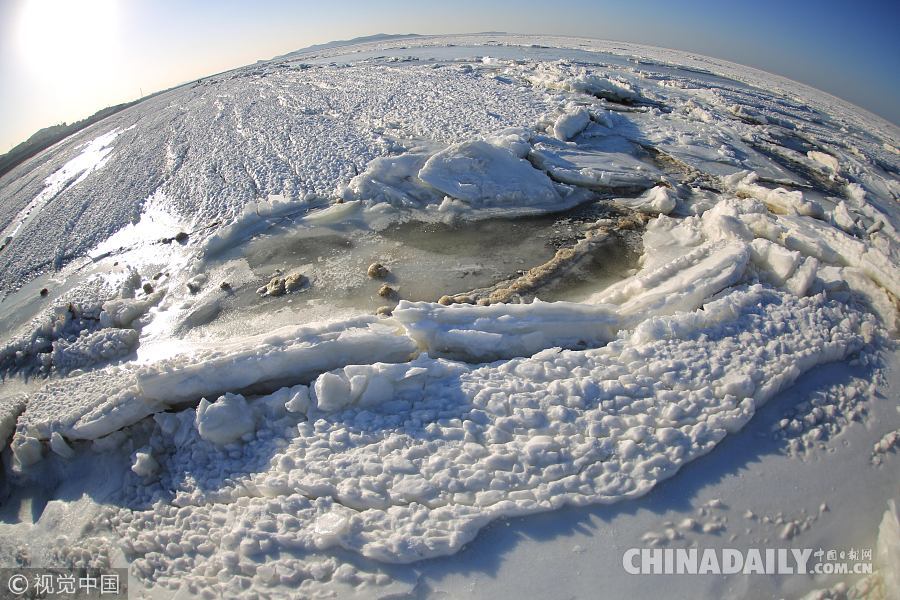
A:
[131,448,159,478]
[195,393,256,445]
[553,108,591,141]
[418,140,560,207]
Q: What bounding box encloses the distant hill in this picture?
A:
[0,101,138,180]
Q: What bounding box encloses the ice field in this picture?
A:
[0,34,898,599]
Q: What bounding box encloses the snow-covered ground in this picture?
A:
[0,34,898,599]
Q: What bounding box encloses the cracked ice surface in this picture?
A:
[0,33,898,599]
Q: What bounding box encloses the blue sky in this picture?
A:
[1,0,898,152]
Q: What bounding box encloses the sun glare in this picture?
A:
[15,0,120,83]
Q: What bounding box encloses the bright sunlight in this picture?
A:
[14,0,120,83]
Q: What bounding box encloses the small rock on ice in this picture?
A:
[367,262,390,279]
[378,284,398,299]
[258,272,307,297]
[284,272,306,292]
[187,274,207,294]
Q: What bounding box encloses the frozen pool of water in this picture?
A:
[183,199,641,339]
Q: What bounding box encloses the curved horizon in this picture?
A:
[0,0,897,153]
[3,31,898,152]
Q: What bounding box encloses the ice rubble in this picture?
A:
[9,185,891,588]
[3,33,894,294]
[0,34,898,599]
[11,316,417,448]
[526,61,642,103]
[332,132,590,227]
[97,284,870,590]
[197,131,589,254]
[726,171,824,217]
[393,300,620,361]
[614,185,677,214]
[529,131,663,192]
[0,272,161,377]
[49,328,140,374]
[552,107,592,141]
[16,183,893,453]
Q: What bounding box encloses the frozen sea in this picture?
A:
[0,34,898,599]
